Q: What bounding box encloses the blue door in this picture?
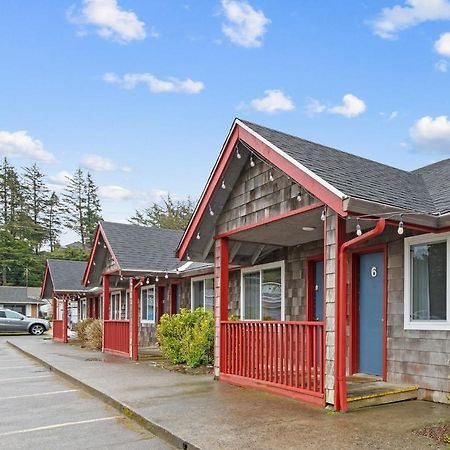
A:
[358,252,384,375]
[314,261,324,321]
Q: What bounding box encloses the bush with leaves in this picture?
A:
[157,308,214,368]
[76,318,94,345]
[85,319,102,350]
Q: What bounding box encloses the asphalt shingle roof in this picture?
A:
[47,259,88,292]
[241,120,448,215]
[101,222,184,271]
[0,286,44,304]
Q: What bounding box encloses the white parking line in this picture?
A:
[0,365,36,370]
[0,375,50,382]
[0,389,78,400]
[0,416,122,437]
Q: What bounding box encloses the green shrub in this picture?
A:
[157,308,214,367]
[228,314,239,321]
[76,318,94,345]
[85,319,102,350]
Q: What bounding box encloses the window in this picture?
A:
[110,292,121,320]
[191,277,214,312]
[241,261,284,321]
[122,290,130,320]
[404,233,450,330]
[4,310,23,319]
[141,285,155,322]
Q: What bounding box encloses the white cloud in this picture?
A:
[371,0,450,39]
[435,59,449,72]
[221,0,270,48]
[435,32,450,56]
[307,94,366,118]
[98,185,134,200]
[249,89,295,113]
[380,110,400,120]
[410,115,450,152]
[68,0,149,43]
[48,170,73,184]
[81,153,130,172]
[328,94,367,118]
[0,130,55,163]
[103,72,204,94]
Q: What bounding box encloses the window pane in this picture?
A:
[244,272,260,320]
[5,310,22,319]
[192,281,204,310]
[141,291,147,321]
[146,287,155,321]
[262,268,282,321]
[410,241,447,321]
[204,278,214,312]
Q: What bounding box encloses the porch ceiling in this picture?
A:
[229,207,324,247]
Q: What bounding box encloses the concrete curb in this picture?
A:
[7,340,199,450]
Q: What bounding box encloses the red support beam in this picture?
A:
[62,295,68,343]
[220,238,229,322]
[130,277,141,361]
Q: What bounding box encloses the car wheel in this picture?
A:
[29,324,45,336]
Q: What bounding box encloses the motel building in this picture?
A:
[176,119,450,411]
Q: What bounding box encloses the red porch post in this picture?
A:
[216,237,229,377]
[62,294,68,343]
[220,238,229,322]
[130,277,141,361]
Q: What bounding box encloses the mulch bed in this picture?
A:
[413,423,450,445]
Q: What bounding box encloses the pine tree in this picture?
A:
[130,193,195,230]
[85,172,102,246]
[43,191,63,252]
[22,163,49,252]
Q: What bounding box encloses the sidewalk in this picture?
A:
[8,336,448,450]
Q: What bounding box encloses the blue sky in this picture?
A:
[1,0,449,243]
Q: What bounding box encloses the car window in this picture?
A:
[0,311,6,318]
[5,310,23,319]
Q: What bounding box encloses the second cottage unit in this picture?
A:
[83,221,212,359]
[177,118,450,411]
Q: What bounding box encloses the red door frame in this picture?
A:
[157,285,165,323]
[349,244,388,380]
[306,255,324,321]
[170,282,182,315]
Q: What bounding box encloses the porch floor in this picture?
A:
[347,374,419,409]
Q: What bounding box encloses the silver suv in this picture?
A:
[0,309,49,335]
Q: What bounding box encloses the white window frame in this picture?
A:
[404,232,450,330]
[109,291,122,321]
[141,285,156,323]
[240,260,285,321]
[123,289,130,320]
[190,275,214,312]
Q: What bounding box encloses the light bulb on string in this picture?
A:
[236,147,241,159]
[356,219,362,236]
[250,155,255,167]
[321,209,326,221]
[209,205,214,216]
[221,179,226,189]
[196,232,201,240]
[269,171,274,182]
[165,272,169,279]
[398,216,404,235]
[155,276,159,283]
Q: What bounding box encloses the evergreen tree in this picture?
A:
[43,191,63,252]
[130,193,195,230]
[22,163,49,252]
[0,158,25,231]
[85,172,102,246]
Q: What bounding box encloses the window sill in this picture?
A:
[404,321,450,331]
[141,320,155,324]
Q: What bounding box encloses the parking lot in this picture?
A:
[0,336,172,450]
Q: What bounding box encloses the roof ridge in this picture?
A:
[413,157,450,173]
[101,220,184,234]
[239,118,414,175]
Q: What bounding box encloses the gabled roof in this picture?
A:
[240,120,441,215]
[0,286,44,304]
[46,259,88,293]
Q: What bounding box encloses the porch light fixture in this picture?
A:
[321,209,326,221]
[196,232,201,240]
[302,226,315,231]
[209,205,214,216]
[269,171,274,182]
[356,219,362,236]
[250,155,255,167]
[165,272,169,279]
[221,179,226,189]
[398,216,404,235]
[236,147,241,159]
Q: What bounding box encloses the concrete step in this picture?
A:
[138,347,164,361]
[347,384,419,410]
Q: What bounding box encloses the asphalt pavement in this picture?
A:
[0,336,173,450]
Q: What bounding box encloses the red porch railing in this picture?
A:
[220,321,324,404]
[103,320,130,357]
[52,320,64,341]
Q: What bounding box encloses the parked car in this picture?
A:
[0,308,50,335]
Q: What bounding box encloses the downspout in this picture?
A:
[335,218,386,411]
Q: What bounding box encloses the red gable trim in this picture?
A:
[40,262,51,299]
[177,120,346,260]
[82,224,121,286]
